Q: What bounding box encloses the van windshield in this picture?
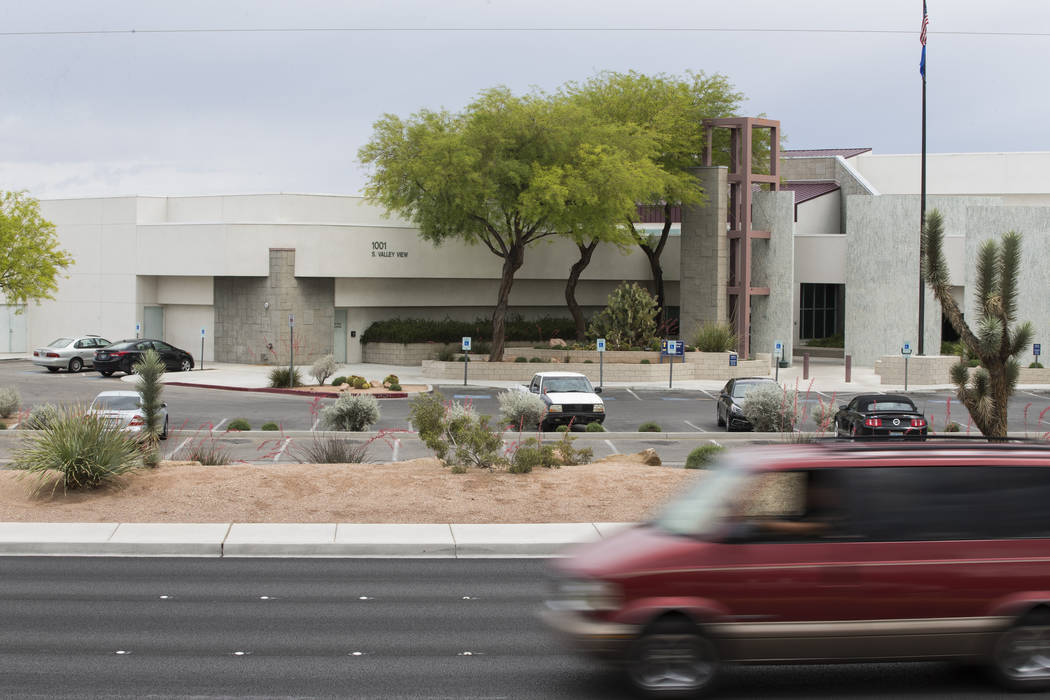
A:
[651,455,748,538]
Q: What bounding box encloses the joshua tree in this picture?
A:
[922,209,1032,438]
[134,349,167,464]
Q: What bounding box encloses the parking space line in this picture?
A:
[604,439,618,454]
[698,390,718,400]
[392,439,400,462]
[683,420,706,432]
[311,416,321,431]
[212,418,228,432]
[625,389,642,401]
[709,439,722,447]
[272,438,292,463]
[171,438,191,458]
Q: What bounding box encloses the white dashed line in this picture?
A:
[625,389,642,401]
[392,439,400,462]
[272,438,292,463]
[604,439,618,455]
[683,420,706,432]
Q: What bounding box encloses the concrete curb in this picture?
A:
[162,382,412,399]
[0,521,631,558]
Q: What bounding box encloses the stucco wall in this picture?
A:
[750,191,796,364]
[679,167,728,344]
[795,190,841,235]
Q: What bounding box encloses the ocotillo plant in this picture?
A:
[922,209,1033,438]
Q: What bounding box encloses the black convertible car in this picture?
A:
[834,393,927,440]
[94,339,195,376]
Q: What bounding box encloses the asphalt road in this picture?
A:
[0,557,1012,699]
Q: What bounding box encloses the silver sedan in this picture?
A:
[32,335,112,373]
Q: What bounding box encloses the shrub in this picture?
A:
[693,322,737,353]
[133,349,166,447]
[269,367,303,388]
[388,383,402,391]
[944,421,962,433]
[804,333,844,349]
[261,422,280,431]
[383,374,400,386]
[583,359,593,364]
[350,376,370,390]
[509,437,556,473]
[360,315,577,345]
[587,282,659,350]
[640,359,650,365]
[638,422,662,432]
[812,399,839,434]
[1030,361,1045,369]
[436,346,457,361]
[227,418,251,431]
[310,355,339,386]
[498,391,547,431]
[941,340,964,357]
[409,392,504,469]
[514,356,528,363]
[0,387,21,418]
[14,405,142,493]
[21,403,58,430]
[556,425,570,433]
[529,357,543,363]
[585,422,605,432]
[289,436,370,464]
[320,394,380,431]
[0,422,6,430]
[331,376,348,386]
[685,444,725,469]
[741,384,797,432]
[554,431,592,465]
[178,440,231,466]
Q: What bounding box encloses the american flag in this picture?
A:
[919,1,929,76]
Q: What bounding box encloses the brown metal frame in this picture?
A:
[702,117,780,359]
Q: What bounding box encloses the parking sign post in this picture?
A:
[901,342,912,391]
[667,340,678,388]
[461,337,471,386]
[1035,343,1042,365]
[200,328,205,371]
[289,315,295,388]
[135,322,140,340]
[774,341,783,382]
[596,338,606,390]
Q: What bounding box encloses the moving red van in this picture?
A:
[543,442,1050,697]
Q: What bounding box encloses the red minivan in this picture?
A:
[543,443,1050,697]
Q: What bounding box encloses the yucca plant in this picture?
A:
[289,436,370,464]
[14,404,143,494]
[134,349,166,463]
[923,209,1032,438]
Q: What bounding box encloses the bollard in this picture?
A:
[845,354,852,383]
[803,353,810,380]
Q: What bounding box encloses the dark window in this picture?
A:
[799,283,841,341]
[845,466,1050,541]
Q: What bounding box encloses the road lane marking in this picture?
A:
[683,420,707,432]
[625,389,642,401]
[311,415,321,431]
[453,394,491,400]
[212,418,228,432]
[604,439,618,454]
[272,438,292,463]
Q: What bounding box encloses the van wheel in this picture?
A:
[990,610,1050,692]
[626,617,719,698]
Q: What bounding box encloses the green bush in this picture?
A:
[514,356,528,363]
[556,425,570,433]
[685,444,725,469]
[586,282,659,351]
[261,422,280,431]
[310,354,339,385]
[409,393,505,469]
[383,374,400,386]
[21,403,58,430]
[0,422,6,430]
[499,390,547,431]
[638,422,662,432]
[529,357,543,363]
[0,387,21,418]
[509,437,557,473]
[585,422,605,432]
[388,383,403,391]
[360,315,577,345]
[331,376,348,386]
[227,418,251,431]
[289,436,370,464]
[804,333,844,349]
[178,440,231,466]
[583,359,593,364]
[269,367,303,388]
[693,322,737,353]
[436,345,456,361]
[741,384,797,432]
[320,394,380,431]
[944,421,962,433]
[941,340,964,357]
[1030,362,1045,369]
[350,375,370,390]
[554,431,593,465]
[640,359,650,364]
[14,405,142,493]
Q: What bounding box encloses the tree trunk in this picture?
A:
[490,242,525,362]
[637,204,673,326]
[566,240,598,342]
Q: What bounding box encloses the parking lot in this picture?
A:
[3,359,1050,465]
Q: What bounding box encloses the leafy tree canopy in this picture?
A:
[0,191,73,306]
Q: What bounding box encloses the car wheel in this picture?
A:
[68,357,84,373]
[179,358,193,372]
[46,366,60,373]
[99,370,114,377]
[160,416,169,441]
[715,407,725,427]
[990,609,1050,692]
[122,360,136,375]
[626,617,720,698]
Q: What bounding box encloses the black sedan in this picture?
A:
[715,377,779,431]
[834,393,927,440]
[94,339,195,376]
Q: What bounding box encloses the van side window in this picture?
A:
[847,466,1050,541]
[727,469,848,542]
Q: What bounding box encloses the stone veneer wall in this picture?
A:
[214,249,334,364]
[679,166,728,343]
[750,191,796,365]
[421,353,771,381]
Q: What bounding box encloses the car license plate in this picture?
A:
[890,431,903,436]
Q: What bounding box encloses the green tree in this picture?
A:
[922,209,1032,438]
[566,71,745,325]
[587,282,659,350]
[134,349,166,464]
[0,191,73,306]
[359,87,664,360]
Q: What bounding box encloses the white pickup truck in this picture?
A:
[520,371,605,431]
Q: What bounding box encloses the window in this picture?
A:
[799,283,841,341]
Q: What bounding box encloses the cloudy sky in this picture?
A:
[2,0,1047,199]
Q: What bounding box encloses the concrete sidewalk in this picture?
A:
[0,521,633,558]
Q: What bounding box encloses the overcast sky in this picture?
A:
[2,0,1047,199]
